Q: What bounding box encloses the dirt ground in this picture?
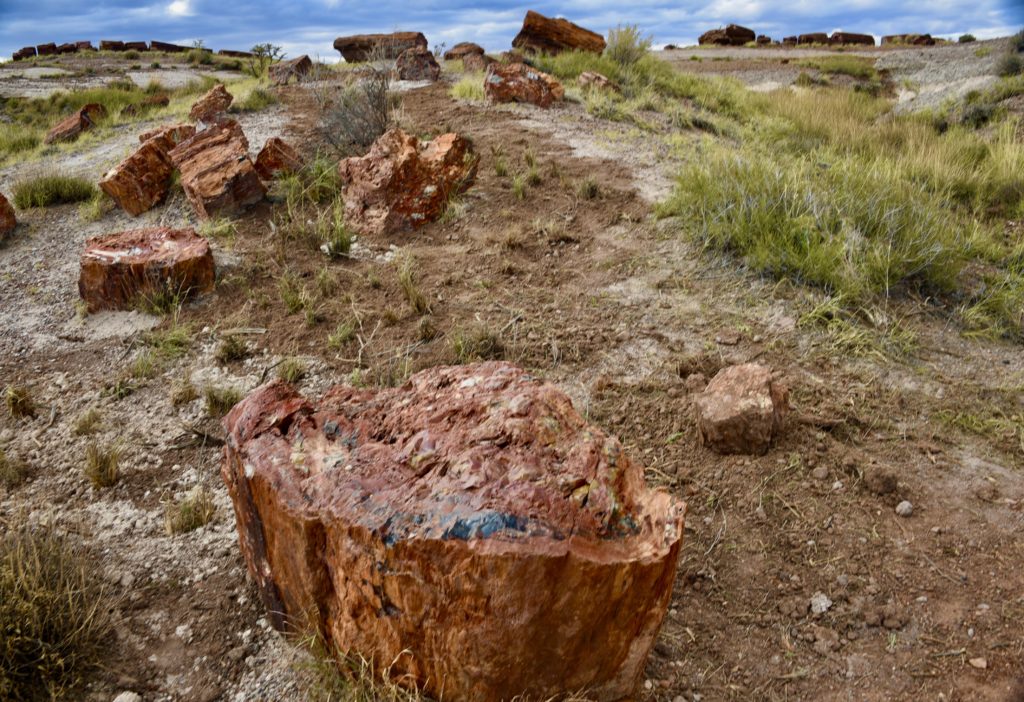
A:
[1,44,1023,702]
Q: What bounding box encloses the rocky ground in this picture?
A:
[1,42,1023,702]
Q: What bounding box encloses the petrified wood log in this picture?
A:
[222,362,685,702]
[333,32,427,62]
[511,10,606,55]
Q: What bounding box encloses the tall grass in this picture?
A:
[449,73,486,101]
[13,174,96,208]
[796,56,877,80]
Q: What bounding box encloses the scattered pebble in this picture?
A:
[112,693,142,702]
[895,500,913,517]
[810,591,833,614]
[811,465,829,481]
[968,657,987,670]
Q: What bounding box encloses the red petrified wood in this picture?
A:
[44,103,106,144]
[188,83,233,123]
[99,140,174,216]
[222,362,685,702]
[484,61,564,108]
[511,10,606,54]
[268,55,312,85]
[254,137,302,180]
[169,120,265,220]
[78,227,215,312]
[337,128,476,236]
[695,363,789,455]
[394,46,441,81]
[333,32,428,62]
[0,192,16,241]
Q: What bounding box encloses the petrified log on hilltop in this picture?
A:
[222,362,685,702]
[830,32,875,46]
[36,43,58,56]
[218,49,253,58]
[512,10,606,54]
[78,227,215,312]
[333,32,427,62]
[124,41,149,51]
[13,47,37,61]
[698,24,756,46]
[100,40,126,51]
[151,40,188,52]
[798,32,829,45]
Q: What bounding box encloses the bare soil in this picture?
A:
[1,45,1023,702]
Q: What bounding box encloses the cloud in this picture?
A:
[167,0,194,17]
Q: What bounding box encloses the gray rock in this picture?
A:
[895,500,913,517]
[810,591,833,614]
[113,693,142,702]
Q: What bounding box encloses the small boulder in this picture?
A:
[189,84,233,123]
[151,40,188,52]
[169,120,265,220]
[36,42,58,56]
[578,71,619,92]
[829,32,875,46]
[337,127,476,236]
[798,33,829,45]
[463,52,495,72]
[333,32,427,62]
[13,46,37,61]
[99,139,175,216]
[444,42,485,60]
[269,55,313,85]
[512,10,606,55]
[44,103,106,145]
[698,24,756,46]
[0,192,16,241]
[695,363,788,455]
[221,362,685,701]
[484,62,563,108]
[78,227,215,312]
[254,137,302,180]
[394,46,441,81]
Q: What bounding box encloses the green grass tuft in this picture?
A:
[12,174,96,209]
[449,73,486,101]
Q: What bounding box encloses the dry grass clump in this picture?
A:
[450,326,505,363]
[277,358,307,384]
[71,409,103,437]
[397,255,431,316]
[449,72,486,101]
[5,386,36,419]
[170,372,199,407]
[299,634,425,702]
[83,442,120,488]
[164,486,216,535]
[204,385,243,418]
[215,334,249,364]
[0,528,113,701]
[0,449,31,489]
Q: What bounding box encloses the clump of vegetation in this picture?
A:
[0,449,31,488]
[397,255,430,315]
[0,528,113,701]
[78,190,114,223]
[0,124,41,161]
[72,409,103,437]
[958,34,977,43]
[5,386,36,419]
[450,72,486,101]
[199,217,237,245]
[170,372,199,407]
[577,177,600,200]
[204,385,242,418]
[83,442,120,488]
[997,53,1023,77]
[604,24,652,67]
[797,55,877,80]
[314,45,395,156]
[450,326,505,363]
[164,486,216,534]
[215,334,249,364]
[12,174,96,209]
[232,87,278,113]
[246,43,285,78]
[277,358,307,383]
[299,634,425,702]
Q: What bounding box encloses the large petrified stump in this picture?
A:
[337,127,475,236]
[484,61,564,108]
[394,46,441,81]
[222,362,685,702]
[268,55,312,85]
[511,10,606,55]
[333,32,427,62]
[78,227,215,312]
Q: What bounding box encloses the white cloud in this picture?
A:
[167,0,194,17]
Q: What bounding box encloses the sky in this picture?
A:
[1,0,1022,62]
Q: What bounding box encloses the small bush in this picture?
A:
[397,255,430,315]
[164,486,215,534]
[315,47,393,156]
[233,87,278,113]
[84,442,120,488]
[12,174,96,209]
[277,358,307,384]
[186,48,212,65]
[124,50,140,60]
[959,34,977,43]
[997,53,1023,78]
[604,24,652,67]
[215,335,249,364]
[577,177,600,200]
[204,385,242,418]
[5,386,36,419]
[450,326,505,363]
[78,191,114,223]
[0,528,112,701]
[170,373,198,407]
[72,409,103,436]
[0,124,41,160]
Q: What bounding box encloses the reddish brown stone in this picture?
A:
[512,10,605,55]
[337,128,475,237]
[578,71,619,92]
[254,137,302,181]
[782,36,798,45]
[882,33,934,46]
[151,40,188,52]
[44,103,106,145]
[218,49,254,58]
[100,40,126,51]
[0,192,16,241]
[462,52,495,72]
[78,227,215,312]
[99,140,174,216]
[169,121,265,220]
[444,42,485,60]
[124,41,149,51]
[756,34,772,45]
[829,32,875,46]
[138,123,196,152]
[333,32,427,62]
[484,62,563,108]
[189,83,233,123]
[12,47,36,61]
[76,41,96,51]
[221,362,685,702]
[394,46,440,81]
[36,42,58,56]
[699,24,756,46]
[798,32,830,45]
[268,55,312,85]
[56,43,78,54]
[695,363,789,456]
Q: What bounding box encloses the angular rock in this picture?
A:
[254,137,302,181]
[99,140,175,216]
[120,93,170,118]
[36,43,58,56]
[56,43,79,54]
[798,33,829,45]
[484,61,563,108]
[695,363,788,456]
[124,41,149,51]
[79,227,215,312]
[0,192,16,241]
[138,123,196,152]
[699,24,756,46]
[462,52,495,72]
[444,42,485,60]
[512,10,605,55]
[221,362,685,702]
[268,55,312,85]
[100,40,126,51]
[189,83,233,123]
[337,128,475,237]
[394,46,440,81]
[333,32,427,62]
[218,49,254,58]
[76,41,96,51]
[169,120,265,220]
[151,40,188,52]
[578,71,619,92]
[44,103,106,145]
[830,32,875,46]
[782,36,798,45]
[756,34,772,45]
[12,46,36,61]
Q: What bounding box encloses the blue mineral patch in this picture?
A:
[441,511,528,541]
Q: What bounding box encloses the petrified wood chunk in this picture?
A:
[222,362,685,702]
[36,43,58,56]
[443,42,485,60]
[13,47,37,61]
[462,52,495,72]
[99,40,126,51]
[484,61,564,108]
[798,32,830,45]
[394,46,441,81]
[78,227,215,312]
[138,123,196,152]
[698,24,756,46]
[333,32,428,62]
[512,10,606,55]
[169,120,265,220]
[695,363,789,455]
[151,40,188,52]
[268,55,312,85]
[254,137,302,180]
[829,32,874,46]
[98,139,174,216]
[188,83,233,123]
[44,103,105,144]
[0,192,16,241]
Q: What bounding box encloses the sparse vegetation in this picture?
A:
[450,73,486,101]
[315,45,395,156]
[604,24,652,68]
[0,449,31,488]
[164,486,216,534]
[12,174,96,209]
[797,55,877,80]
[83,441,120,488]
[246,43,285,78]
[959,34,977,43]
[277,357,307,383]
[0,528,112,701]
[215,334,249,363]
[450,325,505,363]
[204,385,243,418]
[170,373,199,407]
[72,409,103,436]
[397,255,430,315]
[5,386,36,419]
[232,86,278,113]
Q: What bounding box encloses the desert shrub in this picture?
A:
[0,528,112,701]
[797,55,876,80]
[449,73,485,101]
[277,357,307,383]
[204,385,242,418]
[186,48,212,65]
[998,53,1023,77]
[124,50,140,60]
[314,46,393,156]
[604,24,652,67]
[13,174,96,209]
[164,486,215,534]
[0,449,31,489]
[246,43,285,78]
[83,442,120,488]
[959,34,977,43]
[450,326,504,362]
[215,334,249,363]
[5,386,35,419]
